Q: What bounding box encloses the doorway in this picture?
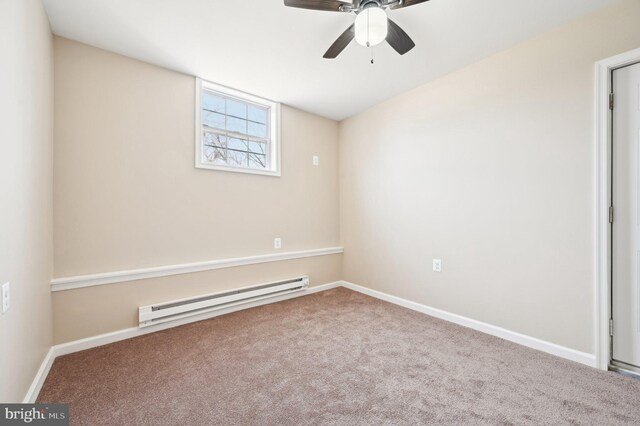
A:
[611,62,640,375]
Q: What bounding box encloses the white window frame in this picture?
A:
[195,78,281,176]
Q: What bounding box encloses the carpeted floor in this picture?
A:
[38,287,640,425]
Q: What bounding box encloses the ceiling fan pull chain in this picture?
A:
[370,46,374,64]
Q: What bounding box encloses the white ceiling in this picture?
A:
[42,0,616,121]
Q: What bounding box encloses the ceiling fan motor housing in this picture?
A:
[340,0,384,13]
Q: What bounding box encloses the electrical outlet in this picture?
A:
[433,259,442,272]
[312,155,320,166]
[2,282,10,313]
[274,238,282,249]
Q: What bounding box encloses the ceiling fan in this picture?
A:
[283,0,430,59]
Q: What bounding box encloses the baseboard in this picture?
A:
[23,347,55,403]
[340,281,596,368]
[52,281,341,357]
[26,279,597,402]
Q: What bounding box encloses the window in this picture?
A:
[195,78,280,176]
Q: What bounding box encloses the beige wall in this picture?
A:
[53,38,342,343]
[52,255,341,343]
[0,0,53,402]
[339,0,640,354]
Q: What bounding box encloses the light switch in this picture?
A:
[312,156,320,166]
[433,259,442,272]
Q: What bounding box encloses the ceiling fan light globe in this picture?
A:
[354,7,387,47]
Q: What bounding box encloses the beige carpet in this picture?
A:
[38,287,640,425]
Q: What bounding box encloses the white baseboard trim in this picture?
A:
[23,348,55,403]
[51,247,344,292]
[26,279,597,402]
[340,281,596,368]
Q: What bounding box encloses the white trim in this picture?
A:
[594,48,640,371]
[341,281,597,367]
[28,280,600,400]
[23,348,55,403]
[194,77,281,177]
[50,247,343,292]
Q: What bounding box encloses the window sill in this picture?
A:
[195,162,281,177]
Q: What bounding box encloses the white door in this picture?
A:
[612,62,640,369]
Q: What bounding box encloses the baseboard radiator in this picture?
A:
[138,276,310,328]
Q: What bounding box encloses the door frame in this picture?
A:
[595,48,640,371]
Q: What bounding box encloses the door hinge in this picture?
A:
[609,93,615,110]
[610,318,614,337]
[609,206,614,224]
